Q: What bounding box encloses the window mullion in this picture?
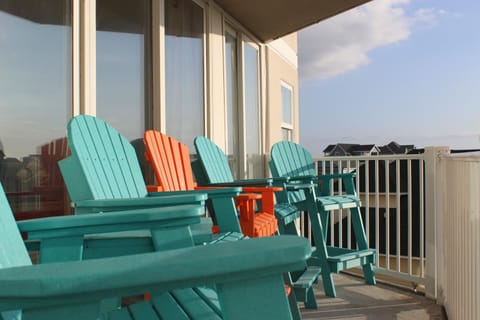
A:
[79,0,96,115]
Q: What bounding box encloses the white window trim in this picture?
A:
[72,0,80,116]
[79,0,96,115]
[152,0,165,130]
[241,35,263,176]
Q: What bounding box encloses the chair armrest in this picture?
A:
[192,187,242,198]
[318,172,357,196]
[146,188,242,199]
[17,205,205,240]
[236,194,262,201]
[285,175,317,183]
[284,183,315,191]
[284,173,357,195]
[233,178,274,186]
[146,193,207,202]
[0,236,310,312]
[203,178,274,188]
[74,193,207,213]
[318,172,356,184]
[241,186,282,193]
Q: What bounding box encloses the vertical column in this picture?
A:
[152,0,165,131]
[423,146,450,300]
[80,0,96,114]
[207,3,226,143]
[72,0,80,115]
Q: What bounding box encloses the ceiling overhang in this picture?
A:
[215,0,372,42]
[0,0,372,41]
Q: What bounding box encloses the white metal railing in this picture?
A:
[307,153,427,286]
[298,148,480,319]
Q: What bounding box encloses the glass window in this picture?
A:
[281,83,294,141]
[281,84,293,125]
[225,30,239,178]
[165,0,204,151]
[96,0,151,141]
[0,0,72,218]
[243,42,262,178]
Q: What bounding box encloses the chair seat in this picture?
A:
[318,195,360,211]
[291,266,322,308]
[208,232,248,244]
[240,212,278,237]
[108,288,222,319]
[274,203,301,226]
[326,247,376,273]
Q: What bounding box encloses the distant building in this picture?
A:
[378,141,415,155]
[323,141,416,156]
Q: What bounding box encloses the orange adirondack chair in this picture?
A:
[143,130,278,238]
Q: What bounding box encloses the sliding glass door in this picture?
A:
[0,0,72,218]
[96,0,152,141]
[224,27,263,179]
[165,0,205,150]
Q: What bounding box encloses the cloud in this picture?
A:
[298,0,443,81]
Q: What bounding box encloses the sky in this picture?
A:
[298,0,480,156]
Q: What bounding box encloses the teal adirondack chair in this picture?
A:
[1,184,311,320]
[270,141,376,297]
[193,136,321,309]
[55,115,311,317]
[58,115,243,243]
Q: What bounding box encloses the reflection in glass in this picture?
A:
[243,43,262,178]
[0,0,72,218]
[225,31,239,178]
[96,0,151,141]
[165,0,204,151]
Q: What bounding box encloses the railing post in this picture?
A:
[423,146,450,300]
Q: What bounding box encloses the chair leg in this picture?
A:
[349,206,377,286]
[363,263,376,285]
[305,190,338,298]
[320,263,336,298]
[304,287,318,309]
[287,288,302,320]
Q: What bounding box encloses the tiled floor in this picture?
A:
[300,274,446,320]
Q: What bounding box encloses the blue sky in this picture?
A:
[298,0,480,156]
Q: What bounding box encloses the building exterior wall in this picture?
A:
[265,35,299,149]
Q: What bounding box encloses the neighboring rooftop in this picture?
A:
[323,141,417,156]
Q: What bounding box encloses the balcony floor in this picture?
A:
[300,273,446,320]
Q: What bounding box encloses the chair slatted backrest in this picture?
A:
[60,115,148,202]
[144,130,196,192]
[193,136,235,184]
[270,141,317,204]
[270,141,316,177]
[0,183,31,320]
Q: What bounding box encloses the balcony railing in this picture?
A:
[311,153,426,285]
[306,147,480,320]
